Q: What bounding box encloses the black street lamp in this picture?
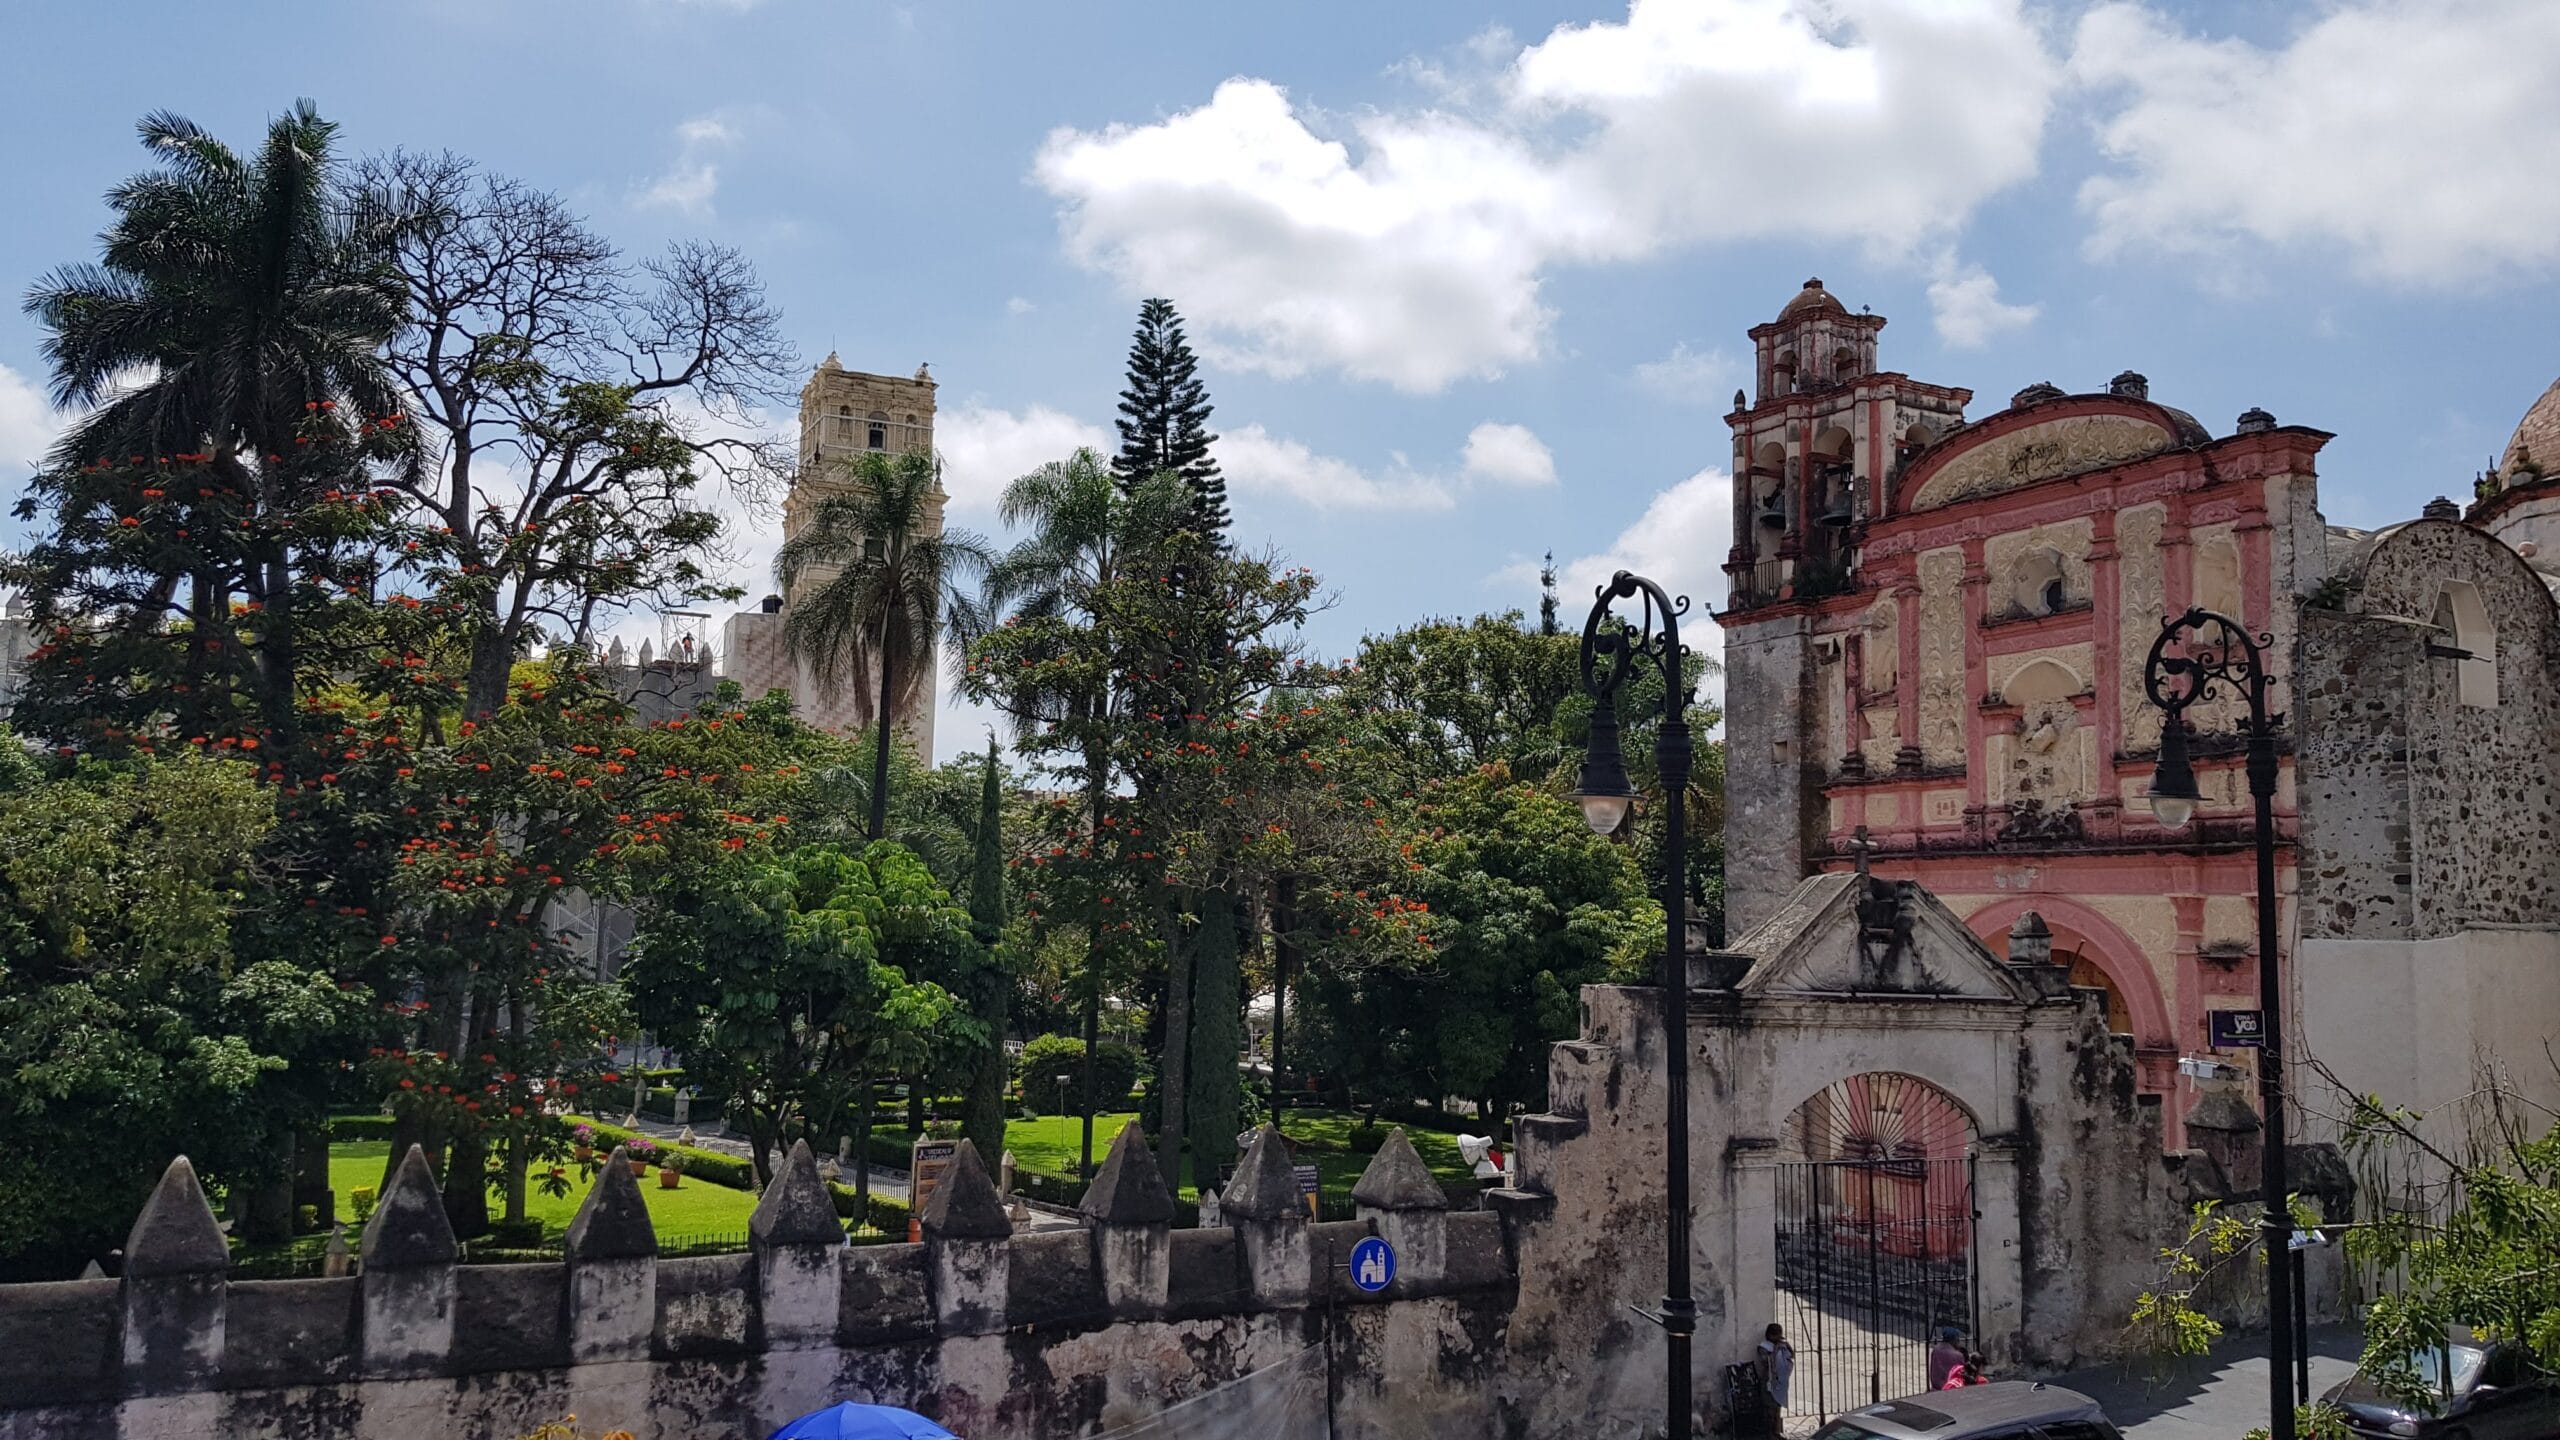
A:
[1571,570,1697,1440]
[2142,606,2295,1440]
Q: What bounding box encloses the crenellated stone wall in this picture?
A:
[0,874,2348,1440]
[0,1129,1514,1440]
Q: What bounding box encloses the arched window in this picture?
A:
[2433,580,2498,707]
[866,410,888,450]
[834,404,854,447]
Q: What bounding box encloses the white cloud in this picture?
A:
[1219,424,1455,511]
[1504,465,1734,706]
[935,403,1113,515]
[1036,1,2057,392]
[1460,421,1557,488]
[0,364,60,480]
[1534,466,1731,619]
[636,115,740,218]
[1925,255,2039,348]
[1632,342,1737,404]
[2071,0,2560,283]
[1221,418,1562,511]
[1005,296,1037,315]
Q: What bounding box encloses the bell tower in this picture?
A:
[1717,280,1969,934]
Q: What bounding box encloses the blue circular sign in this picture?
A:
[1349,1236,1396,1292]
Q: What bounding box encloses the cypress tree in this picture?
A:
[1112,298,1228,535]
[1183,890,1245,1187]
[959,739,1009,1160]
[1539,550,1562,636]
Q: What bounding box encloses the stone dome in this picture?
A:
[1779,277,1846,321]
[2504,377,2560,477]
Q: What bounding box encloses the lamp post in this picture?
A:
[1570,570,1695,1440]
[2142,605,2294,1440]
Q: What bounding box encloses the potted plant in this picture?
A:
[626,1136,657,1177]
[571,1123,596,1166]
[658,1155,682,1190]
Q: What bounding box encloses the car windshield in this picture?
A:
[2402,1345,2488,1393]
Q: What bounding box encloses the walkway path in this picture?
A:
[2053,1326,2364,1439]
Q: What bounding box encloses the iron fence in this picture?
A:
[1772,1155,1979,1428]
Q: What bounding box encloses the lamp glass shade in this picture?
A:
[2146,718,2201,831]
[1575,792,1634,835]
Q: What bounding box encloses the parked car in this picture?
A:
[2323,1340,2558,1439]
[1808,1381,2123,1440]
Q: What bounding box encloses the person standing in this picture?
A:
[1758,1322,1796,1416]
[1927,1328,1966,1391]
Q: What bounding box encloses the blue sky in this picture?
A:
[4,0,2556,761]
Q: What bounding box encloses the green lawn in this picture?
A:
[328,1139,759,1244]
[875,1108,1479,1203]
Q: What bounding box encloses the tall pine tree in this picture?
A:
[1112,298,1228,535]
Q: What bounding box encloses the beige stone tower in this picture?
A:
[723,353,944,756]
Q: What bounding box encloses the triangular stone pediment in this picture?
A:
[1730,872,2034,1003]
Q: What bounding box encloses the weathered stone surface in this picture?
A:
[749,1140,843,1248]
[1164,1227,1240,1319]
[452,1263,569,1374]
[1077,1122,1174,1226]
[652,1252,756,1361]
[1002,1230,1100,1329]
[1349,1129,1446,1212]
[221,1280,358,1388]
[359,1145,457,1270]
[123,1157,230,1278]
[0,1279,116,1407]
[920,1140,1011,1241]
[838,1243,934,1347]
[565,1147,659,1260]
[1219,1126,1302,1222]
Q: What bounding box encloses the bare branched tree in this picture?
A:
[356,152,794,716]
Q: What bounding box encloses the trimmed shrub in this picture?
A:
[1015,1034,1141,1115]
[327,1113,395,1144]
[348,1186,377,1223]
[485,1217,544,1248]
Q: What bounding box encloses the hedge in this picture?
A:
[1016,1034,1142,1116]
[567,1116,908,1234]
[326,1113,395,1144]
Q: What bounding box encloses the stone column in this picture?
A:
[922,1139,1013,1335]
[1971,1138,2025,1365]
[1724,1137,1779,1377]
[120,1156,232,1394]
[1349,1128,1448,1292]
[750,1139,847,1349]
[359,1144,459,1376]
[563,1146,658,1363]
[1223,1126,1312,1307]
[1079,1124,1174,1314]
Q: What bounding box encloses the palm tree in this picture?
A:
[978,449,1187,1176]
[778,448,994,839]
[23,101,409,751]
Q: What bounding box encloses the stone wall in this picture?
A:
[0,1131,1512,1440]
[1722,610,1817,938]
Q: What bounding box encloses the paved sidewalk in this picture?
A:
[2053,1326,2364,1439]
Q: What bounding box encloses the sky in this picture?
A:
[3,0,2557,763]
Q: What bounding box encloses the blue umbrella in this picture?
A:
[770,1402,960,1440]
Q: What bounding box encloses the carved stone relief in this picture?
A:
[1908,414,2178,510]
[2116,504,2167,753]
[1919,547,1968,767]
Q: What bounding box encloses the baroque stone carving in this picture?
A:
[1909,414,2178,510]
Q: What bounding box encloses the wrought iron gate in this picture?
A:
[1772,1153,1979,1427]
